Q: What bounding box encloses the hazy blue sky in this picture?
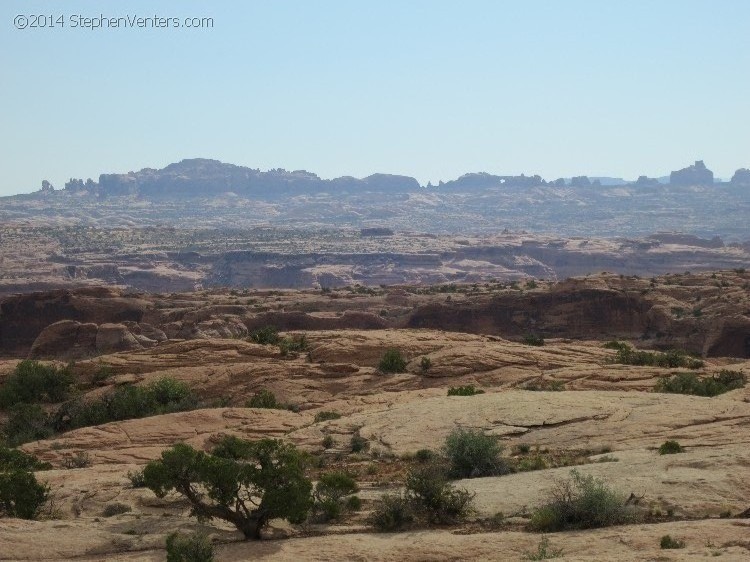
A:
[1,0,749,195]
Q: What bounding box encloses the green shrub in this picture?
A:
[603,340,630,351]
[378,349,407,373]
[249,326,280,345]
[350,433,369,453]
[523,536,564,560]
[55,377,197,432]
[102,502,131,517]
[278,334,309,356]
[245,389,283,409]
[420,357,432,371]
[0,361,74,409]
[166,531,214,562]
[314,411,342,423]
[522,334,545,346]
[0,469,49,519]
[447,385,485,396]
[346,495,362,511]
[144,438,312,539]
[370,493,415,532]
[443,428,508,479]
[658,440,684,455]
[2,403,54,446]
[92,364,114,384]
[660,535,685,549]
[415,449,435,463]
[61,451,91,469]
[405,464,474,524]
[613,347,703,369]
[313,471,359,522]
[321,434,335,449]
[529,470,638,531]
[0,446,51,472]
[127,468,147,488]
[655,370,746,397]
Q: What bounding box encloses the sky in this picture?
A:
[1,0,749,195]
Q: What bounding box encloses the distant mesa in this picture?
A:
[669,160,714,186]
[634,175,661,187]
[731,168,750,186]
[360,227,394,237]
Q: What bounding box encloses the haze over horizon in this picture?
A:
[1,0,749,196]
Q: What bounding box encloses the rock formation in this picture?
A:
[670,160,714,186]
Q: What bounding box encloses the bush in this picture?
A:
[655,370,746,397]
[529,470,638,531]
[420,357,432,371]
[405,464,474,524]
[102,502,131,517]
[447,385,485,396]
[658,440,684,455]
[55,377,197,432]
[61,451,91,469]
[603,340,629,351]
[523,536,564,560]
[249,326,280,345]
[245,389,283,409]
[346,495,362,511]
[415,449,435,463]
[278,334,309,356]
[350,433,369,453]
[313,471,358,522]
[522,334,545,346]
[0,469,49,519]
[370,494,415,532]
[0,446,51,472]
[314,411,341,423]
[0,361,74,409]
[127,468,146,488]
[660,535,685,549]
[444,428,507,478]
[321,434,335,449]
[378,349,407,373]
[2,403,54,446]
[143,437,312,539]
[613,347,703,369]
[166,531,214,562]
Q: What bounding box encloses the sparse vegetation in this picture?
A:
[660,535,685,549]
[529,470,638,531]
[523,536,564,560]
[248,325,280,345]
[420,356,432,372]
[522,334,545,346]
[443,428,508,479]
[61,451,92,469]
[0,446,51,472]
[2,403,54,446]
[166,531,215,562]
[370,493,415,532]
[612,345,704,369]
[312,471,359,522]
[447,385,485,396]
[0,467,50,520]
[658,440,685,455]
[0,360,74,409]
[143,437,312,539]
[378,349,407,373]
[127,468,147,488]
[314,411,342,423]
[350,433,369,453]
[102,502,131,517]
[278,334,309,356]
[245,389,284,409]
[655,370,746,397]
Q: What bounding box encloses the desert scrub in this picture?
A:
[420,356,432,371]
[0,360,74,409]
[370,493,415,532]
[447,385,485,396]
[102,502,131,517]
[611,345,704,369]
[314,411,342,423]
[660,535,685,549]
[350,433,369,453]
[522,334,545,346]
[443,428,508,478]
[1,403,55,446]
[278,334,309,356]
[378,348,407,373]
[658,440,685,455]
[0,446,51,472]
[529,470,638,531]
[54,377,197,432]
[166,531,214,562]
[655,370,746,397]
[245,389,284,409]
[523,536,564,560]
[248,325,280,345]
[312,471,359,522]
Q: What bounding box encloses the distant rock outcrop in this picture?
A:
[730,168,750,186]
[670,160,714,186]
